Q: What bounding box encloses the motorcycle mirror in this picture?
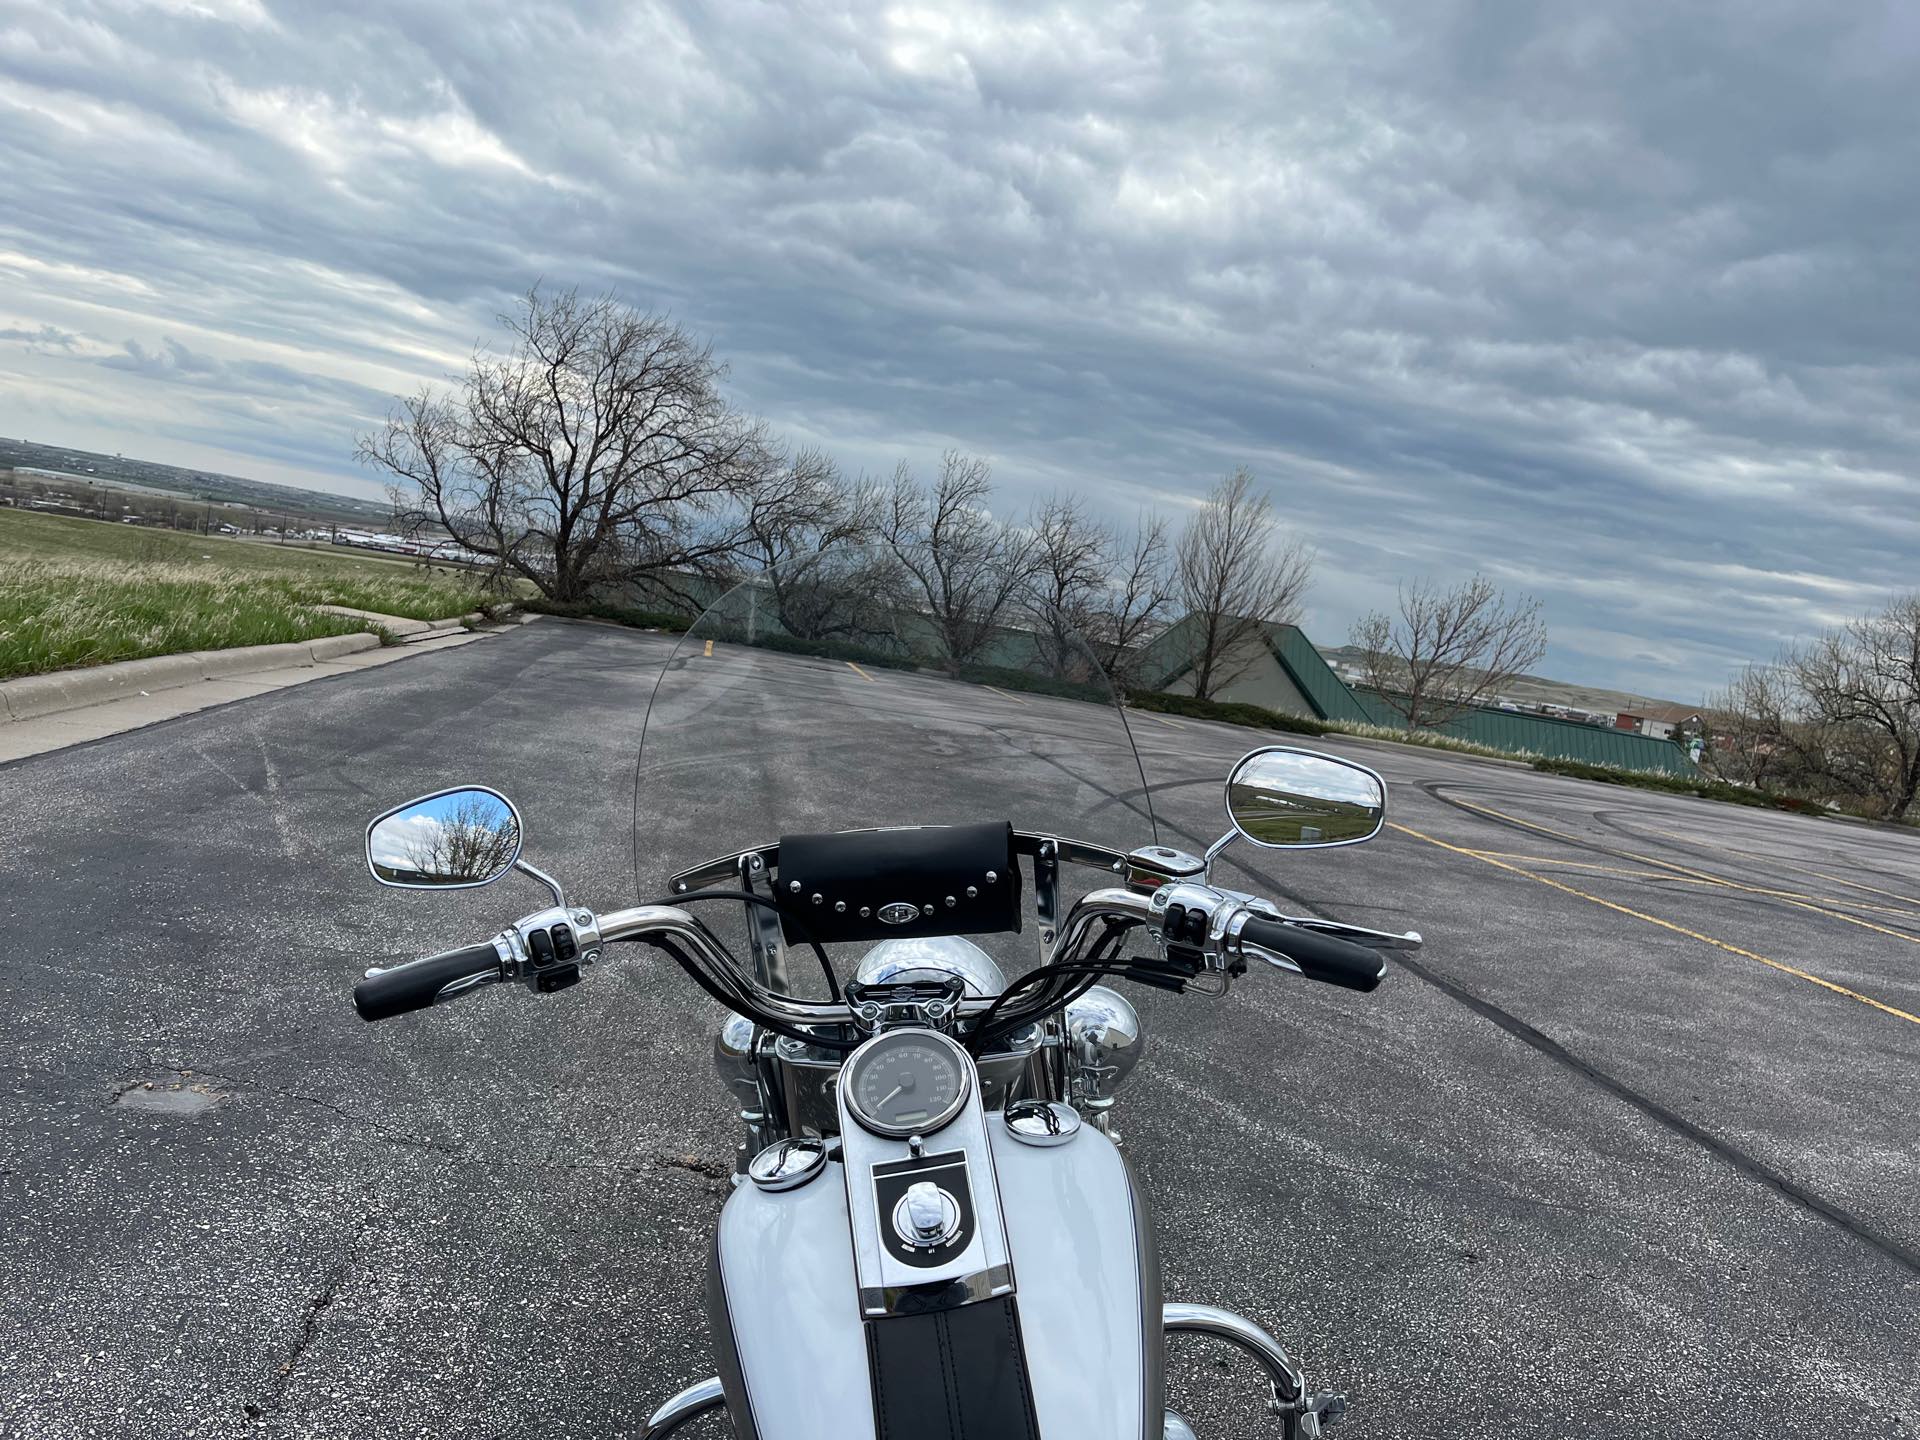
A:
[1223,746,1386,849]
[365,786,524,889]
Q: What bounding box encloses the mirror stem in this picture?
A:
[515,859,566,907]
[1203,830,1237,869]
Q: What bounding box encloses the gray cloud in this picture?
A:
[0,0,1915,698]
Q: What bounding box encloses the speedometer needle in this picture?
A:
[875,1085,904,1108]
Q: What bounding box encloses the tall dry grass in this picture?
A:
[0,559,489,680]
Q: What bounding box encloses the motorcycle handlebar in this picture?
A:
[1238,915,1386,993]
[354,942,502,1022]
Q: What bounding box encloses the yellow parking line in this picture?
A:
[1389,821,1920,1028]
[1631,823,1920,912]
[983,685,1029,706]
[1469,852,1704,883]
[846,660,874,682]
[1445,796,1920,949]
[1128,708,1186,729]
[1467,852,1920,918]
[703,639,713,658]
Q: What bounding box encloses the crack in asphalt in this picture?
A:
[247,1213,373,1426]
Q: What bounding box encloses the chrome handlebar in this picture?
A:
[370,881,1418,1019]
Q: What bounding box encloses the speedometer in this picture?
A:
[843,1030,972,1138]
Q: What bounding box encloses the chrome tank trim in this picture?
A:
[858,1260,1015,1317]
[836,1033,1015,1317]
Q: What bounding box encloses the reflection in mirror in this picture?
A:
[1225,748,1385,849]
[366,787,523,888]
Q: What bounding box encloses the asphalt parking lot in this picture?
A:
[2,619,1917,1439]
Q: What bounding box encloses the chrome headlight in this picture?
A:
[1064,985,1142,1111]
[853,935,1008,998]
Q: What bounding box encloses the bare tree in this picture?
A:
[1788,595,1920,818]
[1025,491,1115,678]
[1352,575,1547,730]
[1173,468,1313,699]
[880,451,1038,665]
[358,286,759,604]
[737,447,891,641]
[1090,513,1176,688]
[398,794,521,883]
[1704,664,1804,792]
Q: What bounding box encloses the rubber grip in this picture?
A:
[1240,916,1386,993]
[353,942,501,1021]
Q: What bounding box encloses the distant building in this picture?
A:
[1140,613,1698,775]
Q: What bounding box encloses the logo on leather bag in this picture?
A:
[877,902,918,925]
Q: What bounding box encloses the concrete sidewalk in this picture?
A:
[0,618,529,765]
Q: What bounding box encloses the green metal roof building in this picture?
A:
[1144,615,1695,776]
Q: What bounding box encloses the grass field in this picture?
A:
[0,510,498,680]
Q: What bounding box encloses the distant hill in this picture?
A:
[0,436,387,526]
[1315,643,1698,719]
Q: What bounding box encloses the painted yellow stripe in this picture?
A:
[1468,852,1705,883]
[1631,823,1920,912]
[1469,851,1920,920]
[1389,820,1920,1028]
[1128,708,1186,729]
[845,660,874,682]
[702,638,713,658]
[983,684,1029,706]
[1445,795,1920,949]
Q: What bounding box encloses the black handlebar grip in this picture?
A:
[1239,916,1386,993]
[353,942,501,1022]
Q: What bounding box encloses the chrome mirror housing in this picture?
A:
[1222,747,1386,850]
[366,786,523,889]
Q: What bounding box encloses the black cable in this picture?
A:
[643,935,859,1053]
[966,921,1137,1055]
[650,887,841,1001]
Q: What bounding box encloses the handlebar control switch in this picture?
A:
[500,908,603,995]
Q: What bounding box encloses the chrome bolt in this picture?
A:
[944,895,956,907]
[966,885,977,898]
[921,903,934,916]
[788,880,801,894]
[986,870,998,884]
[811,893,824,905]
[834,900,847,913]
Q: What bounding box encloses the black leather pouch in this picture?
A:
[776,822,1021,945]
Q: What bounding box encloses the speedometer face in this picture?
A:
[845,1031,971,1138]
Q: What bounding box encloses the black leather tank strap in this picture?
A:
[864,1296,1041,1440]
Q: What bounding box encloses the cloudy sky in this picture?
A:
[2,0,1915,698]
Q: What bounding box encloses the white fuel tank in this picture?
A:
[708,1117,1161,1440]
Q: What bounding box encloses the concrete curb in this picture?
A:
[1,632,382,724]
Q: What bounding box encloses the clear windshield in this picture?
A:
[631,559,1158,997]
